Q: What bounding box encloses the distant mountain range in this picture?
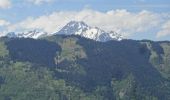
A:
[5,21,123,42]
[6,30,48,39]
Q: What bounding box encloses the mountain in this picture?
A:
[6,30,48,39]
[4,21,123,42]
[57,21,123,42]
[0,35,170,100]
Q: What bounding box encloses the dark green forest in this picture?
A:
[0,35,170,100]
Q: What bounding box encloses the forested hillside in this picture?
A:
[0,35,170,100]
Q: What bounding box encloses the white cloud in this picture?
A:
[0,19,10,37]
[27,0,53,5]
[0,0,11,9]
[7,9,169,38]
[157,20,170,38]
[0,19,10,26]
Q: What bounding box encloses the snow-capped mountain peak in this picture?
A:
[57,21,123,42]
[57,21,90,35]
[66,21,88,29]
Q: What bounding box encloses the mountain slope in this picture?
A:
[0,35,170,100]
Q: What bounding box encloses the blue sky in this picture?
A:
[0,0,170,40]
